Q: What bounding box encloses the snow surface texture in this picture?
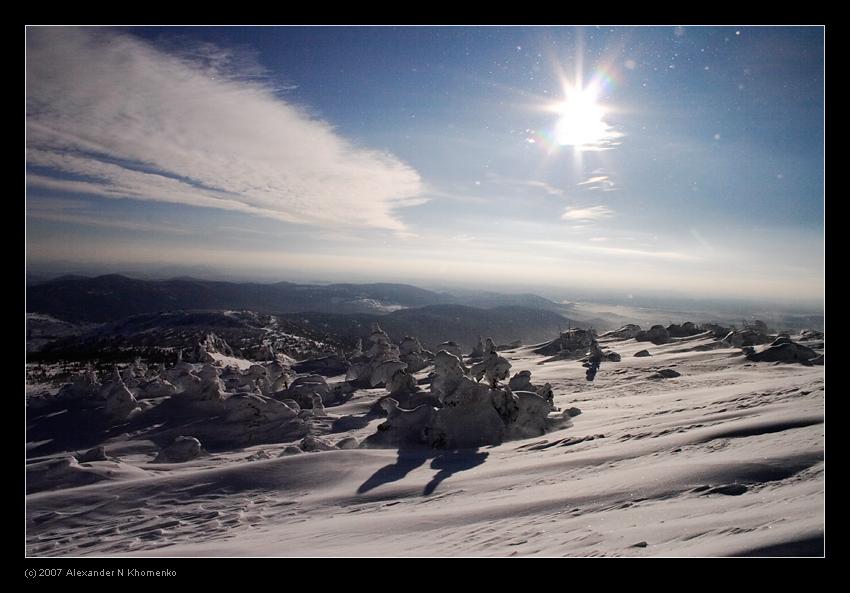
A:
[26,330,824,557]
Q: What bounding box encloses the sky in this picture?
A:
[25,26,824,306]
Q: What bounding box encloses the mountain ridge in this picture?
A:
[26,274,569,324]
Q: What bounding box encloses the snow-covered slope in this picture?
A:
[26,334,824,557]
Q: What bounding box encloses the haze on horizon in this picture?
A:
[25,26,825,308]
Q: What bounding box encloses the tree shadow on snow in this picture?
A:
[423,449,489,496]
[331,412,376,433]
[356,447,489,495]
[357,448,433,494]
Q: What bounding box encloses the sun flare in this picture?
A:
[554,85,610,148]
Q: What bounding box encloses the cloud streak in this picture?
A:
[528,239,700,262]
[27,210,194,235]
[26,28,424,230]
[577,174,617,192]
[561,205,615,221]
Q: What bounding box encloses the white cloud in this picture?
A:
[578,176,608,185]
[26,28,424,231]
[528,239,699,262]
[577,174,617,191]
[561,205,615,221]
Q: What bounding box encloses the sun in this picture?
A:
[553,85,610,149]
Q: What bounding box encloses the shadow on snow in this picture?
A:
[357,447,489,496]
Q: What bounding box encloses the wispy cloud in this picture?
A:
[482,174,566,197]
[26,194,192,234]
[216,225,279,236]
[512,179,565,197]
[577,174,617,191]
[561,205,615,221]
[26,197,91,211]
[27,210,194,234]
[426,190,490,205]
[26,28,424,231]
[529,239,699,262]
[578,176,608,185]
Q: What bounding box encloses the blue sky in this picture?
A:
[26,26,824,303]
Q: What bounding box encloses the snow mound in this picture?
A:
[599,324,642,340]
[746,338,820,365]
[363,349,569,449]
[27,456,149,493]
[649,368,681,379]
[533,329,596,357]
[153,436,203,463]
[636,325,670,345]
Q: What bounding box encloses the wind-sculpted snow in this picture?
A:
[153,436,203,463]
[343,323,424,403]
[745,337,822,365]
[363,346,571,450]
[31,310,343,366]
[533,328,596,357]
[599,324,641,340]
[635,325,671,345]
[25,324,824,557]
[398,335,434,373]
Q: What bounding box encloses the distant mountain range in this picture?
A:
[25,274,571,324]
[25,275,600,358]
